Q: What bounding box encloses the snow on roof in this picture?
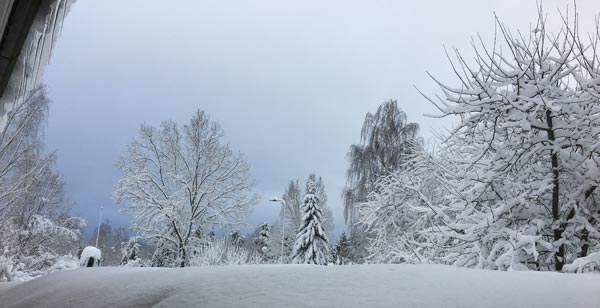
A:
[1,264,600,308]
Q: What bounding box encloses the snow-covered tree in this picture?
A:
[115,110,257,267]
[1,215,83,281]
[343,99,421,262]
[207,231,216,243]
[292,181,330,265]
[270,180,302,262]
[274,174,334,263]
[121,236,142,266]
[333,232,352,264]
[230,230,245,247]
[191,236,260,266]
[281,180,303,235]
[253,223,271,261]
[282,176,333,236]
[268,222,293,263]
[358,144,454,264]
[424,7,600,271]
[359,6,600,271]
[150,239,175,267]
[307,174,335,238]
[358,6,600,272]
[0,86,83,281]
[0,86,60,225]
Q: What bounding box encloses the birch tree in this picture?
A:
[343,99,421,262]
[115,110,256,267]
[0,86,51,218]
[0,86,83,281]
[343,100,420,225]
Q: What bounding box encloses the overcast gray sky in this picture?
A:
[42,0,600,239]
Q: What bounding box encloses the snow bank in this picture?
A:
[1,255,80,282]
[1,264,599,308]
[563,252,600,273]
[49,255,79,273]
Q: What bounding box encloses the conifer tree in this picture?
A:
[334,233,352,264]
[254,223,271,261]
[121,237,142,266]
[292,181,330,265]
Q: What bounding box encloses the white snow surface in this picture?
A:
[1,264,599,308]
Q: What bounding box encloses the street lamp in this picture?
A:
[269,197,286,263]
[95,206,103,248]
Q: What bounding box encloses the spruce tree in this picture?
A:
[335,232,352,264]
[230,230,244,247]
[121,237,141,265]
[254,223,271,261]
[292,181,330,265]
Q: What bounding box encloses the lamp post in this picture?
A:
[95,206,103,248]
[269,197,286,263]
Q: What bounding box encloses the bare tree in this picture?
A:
[115,110,256,267]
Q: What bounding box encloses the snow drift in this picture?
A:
[1,264,599,308]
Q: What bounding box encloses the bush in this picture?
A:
[190,237,260,266]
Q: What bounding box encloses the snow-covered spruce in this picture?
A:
[272,174,334,263]
[121,237,142,266]
[333,232,353,264]
[292,181,330,265]
[253,223,271,261]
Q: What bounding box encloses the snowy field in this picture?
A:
[1,264,600,308]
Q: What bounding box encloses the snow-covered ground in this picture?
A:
[0,264,599,308]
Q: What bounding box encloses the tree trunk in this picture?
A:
[546,110,563,271]
[580,229,589,258]
[179,244,187,267]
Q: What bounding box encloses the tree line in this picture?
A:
[73,5,600,273]
[114,109,335,266]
